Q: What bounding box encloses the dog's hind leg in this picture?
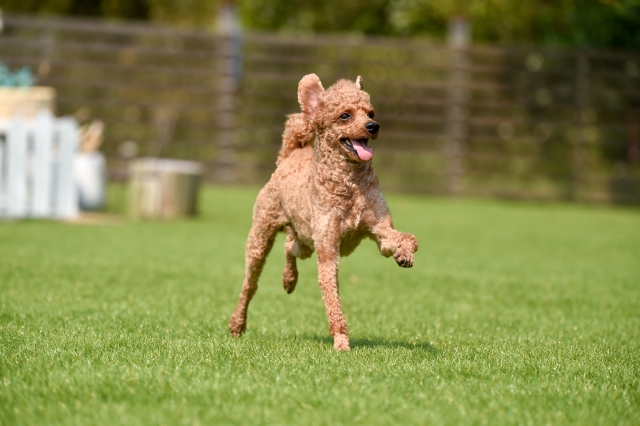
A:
[283,230,299,294]
[282,227,314,294]
[229,188,285,337]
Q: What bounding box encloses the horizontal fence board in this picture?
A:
[0,36,224,59]
[3,15,221,40]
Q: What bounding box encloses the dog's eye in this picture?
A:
[339,113,351,121]
[367,111,375,119]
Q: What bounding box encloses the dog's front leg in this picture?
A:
[370,216,419,268]
[314,221,350,351]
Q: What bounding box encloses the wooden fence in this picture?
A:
[1,14,639,204]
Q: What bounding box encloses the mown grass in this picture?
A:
[1,185,639,425]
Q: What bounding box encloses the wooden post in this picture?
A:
[573,54,589,201]
[446,17,470,195]
[38,26,55,85]
[215,3,243,182]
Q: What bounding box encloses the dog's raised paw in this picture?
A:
[393,250,414,268]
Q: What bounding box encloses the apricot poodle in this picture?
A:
[229,74,418,350]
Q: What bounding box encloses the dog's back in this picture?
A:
[276,113,315,166]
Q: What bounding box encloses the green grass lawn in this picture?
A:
[1,185,639,425]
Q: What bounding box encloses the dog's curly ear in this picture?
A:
[298,74,324,117]
[355,76,363,90]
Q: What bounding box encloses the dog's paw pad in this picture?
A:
[393,250,414,268]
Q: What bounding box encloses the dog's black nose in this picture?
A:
[365,121,380,135]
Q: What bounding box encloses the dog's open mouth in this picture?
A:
[340,138,373,161]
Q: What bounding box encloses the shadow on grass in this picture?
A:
[303,334,437,353]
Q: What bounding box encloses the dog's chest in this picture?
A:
[312,176,374,233]
[337,193,369,232]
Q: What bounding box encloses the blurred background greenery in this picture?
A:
[2,0,639,204]
[2,0,640,49]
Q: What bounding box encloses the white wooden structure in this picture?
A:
[0,111,78,219]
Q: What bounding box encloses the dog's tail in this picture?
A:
[276,113,315,166]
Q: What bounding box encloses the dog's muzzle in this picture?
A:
[365,121,380,135]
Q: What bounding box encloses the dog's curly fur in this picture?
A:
[229,74,419,351]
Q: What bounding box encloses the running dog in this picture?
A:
[229,74,418,350]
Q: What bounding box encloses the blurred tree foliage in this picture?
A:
[387,0,640,48]
[2,0,639,48]
[0,0,220,28]
[241,0,640,49]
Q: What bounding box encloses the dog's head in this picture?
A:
[298,74,379,162]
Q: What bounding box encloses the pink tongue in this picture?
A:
[351,139,373,161]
